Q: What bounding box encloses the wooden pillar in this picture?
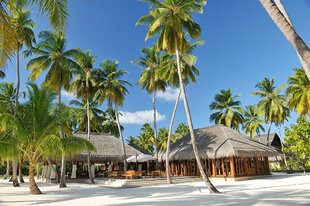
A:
[230,156,236,177]
[212,159,216,177]
[209,159,212,176]
[204,159,208,175]
[265,157,270,174]
[243,157,248,176]
[225,158,229,176]
[221,158,225,176]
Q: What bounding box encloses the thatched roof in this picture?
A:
[253,133,282,151]
[70,132,145,162]
[158,125,280,161]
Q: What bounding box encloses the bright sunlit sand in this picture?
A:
[1,173,310,206]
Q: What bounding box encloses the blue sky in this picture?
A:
[2,0,310,140]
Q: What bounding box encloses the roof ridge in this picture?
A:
[219,125,236,156]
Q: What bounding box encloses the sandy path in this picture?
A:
[0,173,309,206]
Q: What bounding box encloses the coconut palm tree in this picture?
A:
[175,122,190,139]
[11,8,36,184]
[286,68,310,117]
[94,59,131,171]
[101,107,124,138]
[251,77,287,145]
[70,99,104,133]
[0,0,69,67]
[243,105,265,138]
[0,83,95,194]
[259,0,310,79]
[70,50,97,184]
[132,44,168,170]
[137,0,219,193]
[210,89,245,131]
[158,128,169,151]
[25,30,80,187]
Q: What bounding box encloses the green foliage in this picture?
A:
[100,107,124,138]
[174,122,189,139]
[286,68,310,117]
[284,117,310,171]
[137,0,206,55]
[243,105,265,138]
[210,89,244,131]
[251,77,287,123]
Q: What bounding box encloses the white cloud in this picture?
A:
[119,110,166,125]
[156,87,182,102]
[61,90,75,101]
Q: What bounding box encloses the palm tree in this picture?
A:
[25,30,80,187]
[251,77,287,145]
[101,107,124,138]
[0,83,95,194]
[0,0,70,67]
[210,89,245,131]
[259,0,310,79]
[159,39,201,183]
[158,128,169,151]
[94,59,131,172]
[137,0,219,193]
[132,44,168,170]
[174,122,190,139]
[11,8,36,184]
[70,50,97,184]
[70,99,104,133]
[286,68,310,117]
[243,105,265,138]
[0,82,18,180]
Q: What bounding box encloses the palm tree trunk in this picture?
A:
[36,163,40,180]
[175,38,219,193]
[267,121,272,146]
[153,88,159,170]
[166,88,181,184]
[4,159,10,179]
[29,161,42,194]
[114,101,127,172]
[58,88,67,188]
[19,158,24,183]
[87,94,95,183]
[12,43,20,187]
[277,125,288,169]
[259,0,310,79]
[274,0,310,78]
[12,161,19,187]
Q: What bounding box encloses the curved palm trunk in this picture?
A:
[58,89,67,188]
[114,102,127,172]
[4,159,10,179]
[166,88,181,184]
[153,88,159,170]
[12,43,20,187]
[175,39,219,193]
[274,0,310,78]
[259,0,310,79]
[29,161,42,194]
[87,95,95,183]
[277,125,288,169]
[267,121,272,146]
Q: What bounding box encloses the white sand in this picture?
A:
[0,173,310,206]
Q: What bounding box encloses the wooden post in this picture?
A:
[230,156,236,177]
[209,159,212,176]
[243,157,248,176]
[204,159,208,175]
[225,158,229,176]
[221,158,225,176]
[212,159,217,177]
[265,157,270,174]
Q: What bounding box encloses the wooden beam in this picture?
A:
[212,159,217,176]
[230,156,235,177]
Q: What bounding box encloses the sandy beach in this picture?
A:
[0,173,310,206]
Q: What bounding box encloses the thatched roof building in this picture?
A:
[158,125,279,161]
[71,131,146,162]
[157,125,280,178]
